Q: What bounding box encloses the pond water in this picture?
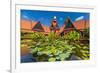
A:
[21,53,79,63]
[21,53,36,63]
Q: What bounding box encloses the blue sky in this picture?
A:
[21,9,89,27]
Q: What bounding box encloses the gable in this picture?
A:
[64,18,75,29]
[32,21,44,31]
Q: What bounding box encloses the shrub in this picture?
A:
[21,31,89,62]
[63,30,81,42]
[30,32,75,62]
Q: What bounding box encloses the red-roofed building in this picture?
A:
[73,20,89,31]
[21,17,89,35]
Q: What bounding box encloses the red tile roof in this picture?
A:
[21,19,51,33]
[21,19,37,30]
[21,19,89,33]
[59,20,89,33]
[42,25,50,33]
[73,20,89,30]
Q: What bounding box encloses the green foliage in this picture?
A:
[48,58,56,62]
[30,38,75,61]
[21,30,89,62]
[73,43,89,60]
[23,32,75,62]
[83,28,89,39]
[64,30,81,42]
[59,53,70,61]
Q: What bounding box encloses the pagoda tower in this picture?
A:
[50,16,59,33]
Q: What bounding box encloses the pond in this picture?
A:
[21,53,79,63]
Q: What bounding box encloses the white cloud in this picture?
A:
[22,15,29,20]
[75,16,84,21]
